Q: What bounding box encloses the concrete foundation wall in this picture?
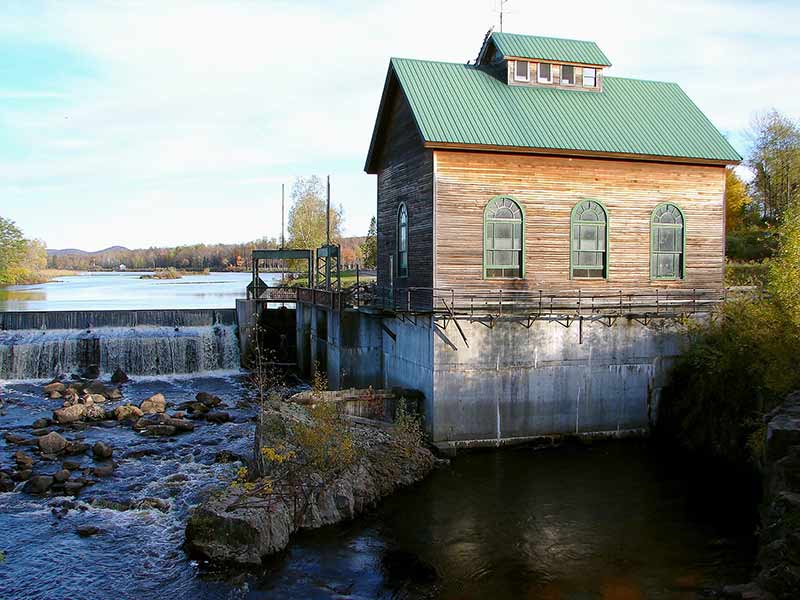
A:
[432,318,686,445]
[380,316,435,433]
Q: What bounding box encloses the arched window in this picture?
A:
[651,203,685,279]
[397,203,408,278]
[571,200,607,279]
[484,196,523,278]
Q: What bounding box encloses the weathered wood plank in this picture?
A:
[433,150,726,293]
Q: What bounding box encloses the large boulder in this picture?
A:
[43,382,66,395]
[139,393,166,415]
[38,431,67,454]
[24,475,53,494]
[111,368,129,384]
[92,441,113,460]
[196,392,221,407]
[54,404,86,424]
[114,404,144,421]
[104,387,123,400]
[84,404,106,421]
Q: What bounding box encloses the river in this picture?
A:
[0,271,275,312]
[0,373,755,599]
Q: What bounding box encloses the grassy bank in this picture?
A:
[280,269,376,288]
[0,268,78,286]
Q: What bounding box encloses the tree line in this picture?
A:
[2,175,377,284]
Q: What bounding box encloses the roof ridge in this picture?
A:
[493,31,600,46]
[391,56,474,67]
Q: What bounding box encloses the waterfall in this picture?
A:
[0,324,240,380]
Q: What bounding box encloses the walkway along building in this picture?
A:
[248,31,741,449]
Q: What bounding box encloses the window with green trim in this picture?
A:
[651,203,684,279]
[397,203,408,278]
[571,200,607,278]
[484,196,523,278]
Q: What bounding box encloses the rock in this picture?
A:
[84,404,107,421]
[89,393,106,404]
[161,416,194,432]
[53,469,71,483]
[92,464,115,478]
[139,393,166,415]
[38,431,68,454]
[63,481,84,495]
[62,460,81,470]
[76,525,102,537]
[64,441,89,455]
[143,425,176,437]
[13,469,32,482]
[205,411,231,424]
[185,404,436,566]
[92,442,113,460]
[104,387,122,400]
[24,475,54,494]
[82,365,100,380]
[54,404,86,424]
[14,450,34,469]
[0,476,14,492]
[31,428,51,437]
[32,417,51,429]
[4,432,28,444]
[114,404,144,421]
[43,382,66,394]
[196,392,221,407]
[49,391,63,400]
[91,498,131,511]
[187,402,210,415]
[135,497,170,512]
[214,450,244,464]
[111,367,129,384]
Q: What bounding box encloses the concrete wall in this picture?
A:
[380,316,435,433]
[431,317,686,446]
[2,308,237,331]
[327,309,383,389]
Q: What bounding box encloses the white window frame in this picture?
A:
[561,64,575,86]
[513,60,530,82]
[537,62,552,83]
[583,67,597,88]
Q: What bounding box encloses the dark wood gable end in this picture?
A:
[365,65,433,292]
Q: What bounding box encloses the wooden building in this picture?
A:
[272,31,743,447]
[365,31,740,302]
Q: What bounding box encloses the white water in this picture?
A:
[0,324,240,380]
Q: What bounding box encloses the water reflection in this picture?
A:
[252,442,755,599]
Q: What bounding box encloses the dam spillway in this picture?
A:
[0,309,239,380]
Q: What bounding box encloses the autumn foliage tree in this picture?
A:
[287,176,343,251]
[725,169,752,233]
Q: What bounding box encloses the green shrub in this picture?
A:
[725,260,771,287]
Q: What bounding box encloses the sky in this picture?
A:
[1,0,799,251]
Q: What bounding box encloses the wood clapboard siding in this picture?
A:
[433,150,726,293]
[375,88,434,291]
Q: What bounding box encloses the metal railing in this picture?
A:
[251,282,745,321]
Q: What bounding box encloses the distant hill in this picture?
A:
[47,246,130,256]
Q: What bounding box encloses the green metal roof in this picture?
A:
[366,58,741,170]
[490,32,611,67]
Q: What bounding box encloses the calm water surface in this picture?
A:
[0,374,756,600]
[0,271,277,312]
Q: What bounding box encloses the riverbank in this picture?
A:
[0,268,77,286]
[184,399,436,565]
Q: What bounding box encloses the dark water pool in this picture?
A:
[0,376,755,599]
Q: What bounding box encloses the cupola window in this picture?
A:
[583,67,597,88]
[561,65,575,85]
[514,60,530,82]
[537,62,552,83]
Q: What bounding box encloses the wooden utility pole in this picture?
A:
[281,183,285,249]
[326,175,331,289]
